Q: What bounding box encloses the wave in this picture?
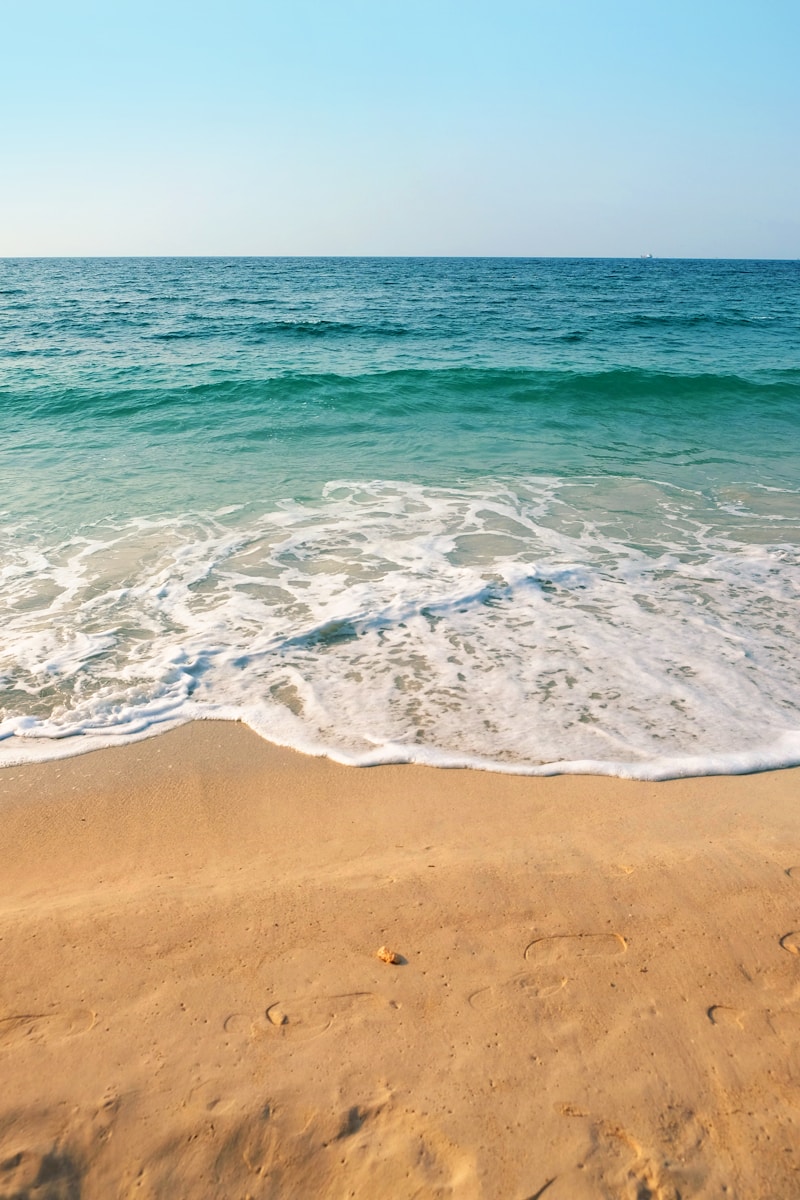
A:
[5,365,799,424]
[147,319,410,341]
[1,477,799,778]
[619,311,785,329]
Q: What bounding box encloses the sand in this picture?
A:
[1,721,799,1199]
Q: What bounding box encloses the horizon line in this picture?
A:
[1,253,799,263]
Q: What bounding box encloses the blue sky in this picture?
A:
[2,1,798,256]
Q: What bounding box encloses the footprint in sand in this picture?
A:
[0,1008,96,1051]
[468,972,567,1013]
[523,933,627,965]
[224,992,392,1045]
[707,1004,800,1043]
[779,931,800,956]
[707,1004,745,1029]
[222,1012,256,1037]
[264,992,392,1041]
[785,866,800,881]
[186,1079,238,1115]
[469,934,625,1014]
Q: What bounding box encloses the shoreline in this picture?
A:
[2,720,800,1197]
[3,712,800,781]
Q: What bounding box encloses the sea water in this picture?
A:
[1,257,799,777]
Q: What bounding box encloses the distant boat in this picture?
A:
[640,253,654,259]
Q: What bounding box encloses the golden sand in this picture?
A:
[1,721,799,1197]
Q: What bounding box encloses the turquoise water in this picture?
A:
[2,257,799,775]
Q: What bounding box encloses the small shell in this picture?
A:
[376,945,401,965]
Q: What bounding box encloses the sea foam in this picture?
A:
[2,477,798,778]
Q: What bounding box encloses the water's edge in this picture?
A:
[3,713,800,783]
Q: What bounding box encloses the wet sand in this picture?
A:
[1,720,799,1198]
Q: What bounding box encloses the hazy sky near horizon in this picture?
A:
[2,1,798,257]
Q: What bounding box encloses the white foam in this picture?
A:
[2,477,799,779]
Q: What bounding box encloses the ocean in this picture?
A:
[1,256,799,777]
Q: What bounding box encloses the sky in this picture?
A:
[1,0,798,257]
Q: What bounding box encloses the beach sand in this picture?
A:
[1,720,799,1198]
